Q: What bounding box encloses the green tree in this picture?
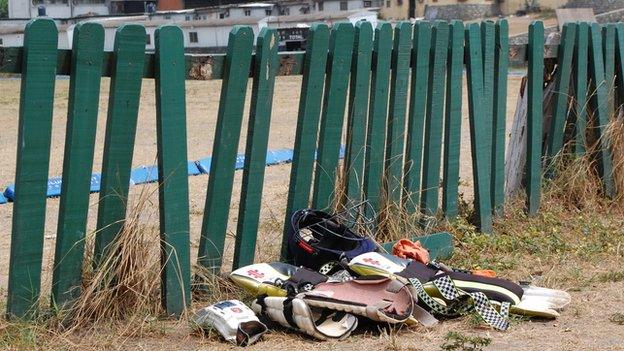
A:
[0,0,8,18]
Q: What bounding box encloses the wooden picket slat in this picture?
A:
[280,24,330,260]
[233,28,280,270]
[362,23,392,218]
[588,23,616,198]
[154,25,191,316]
[615,23,624,110]
[526,21,544,215]
[385,22,413,206]
[403,21,431,214]
[94,25,146,264]
[197,26,254,271]
[480,21,496,178]
[546,23,576,164]
[6,18,58,319]
[343,21,373,205]
[442,20,464,219]
[465,23,492,233]
[490,19,508,216]
[312,23,355,210]
[572,22,589,155]
[51,23,104,307]
[603,24,616,117]
[420,21,449,217]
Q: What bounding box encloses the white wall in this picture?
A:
[8,0,30,18]
[0,31,70,49]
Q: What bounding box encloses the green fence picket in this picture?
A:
[6,18,58,319]
[490,19,508,216]
[94,25,146,263]
[526,21,544,215]
[588,23,616,198]
[233,28,280,269]
[385,22,412,207]
[615,23,624,110]
[154,25,191,316]
[403,21,431,214]
[572,22,589,155]
[363,23,392,218]
[442,20,464,219]
[547,23,576,167]
[480,21,495,178]
[603,24,616,117]
[465,23,492,233]
[51,23,104,307]
[198,26,254,271]
[312,23,355,210]
[344,21,373,205]
[280,24,330,260]
[420,21,449,217]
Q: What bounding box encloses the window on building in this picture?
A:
[185,15,191,20]
[146,34,151,45]
[164,14,171,19]
[280,8,290,15]
[300,6,309,14]
[189,32,198,43]
[244,9,251,16]
[265,9,272,15]
[339,1,348,10]
[364,0,372,7]
[0,39,3,46]
[318,1,324,11]
[386,0,390,7]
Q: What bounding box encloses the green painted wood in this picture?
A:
[312,23,355,210]
[588,22,616,198]
[385,22,412,207]
[197,26,254,271]
[403,21,431,214]
[615,23,624,113]
[490,19,508,216]
[362,23,392,219]
[280,24,330,261]
[380,232,454,260]
[154,25,191,316]
[480,21,495,177]
[51,23,104,308]
[442,20,464,219]
[546,23,576,167]
[94,25,147,264]
[603,24,616,118]
[572,22,589,156]
[344,21,373,205]
[6,18,58,319]
[420,21,449,217]
[526,21,544,215]
[464,23,492,233]
[233,28,280,270]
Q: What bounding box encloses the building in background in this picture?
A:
[9,0,109,19]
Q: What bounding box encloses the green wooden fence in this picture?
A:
[2,18,620,319]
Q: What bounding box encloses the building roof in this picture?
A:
[265,9,376,24]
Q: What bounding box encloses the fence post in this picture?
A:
[403,21,431,214]
[465,23,492,233]
[344,21,373,206]
[385,22,412,207]
[312,23,355,210]
[572,22,589,155]
[420,21,449,218]
[52,22,104,308]
[198,26,254,272]
[6,18,58,319]
[442,20,464,219]
[480,21,495,183]
[233,28,280,269]
[94,25,146,263]
[526,21,544,215]
[491,19,508,215]
[280,24,330,261]
[363,23,392,220]
[154,25,191,316]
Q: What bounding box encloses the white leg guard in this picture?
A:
[251,296,358,341]
[194,300,268,346]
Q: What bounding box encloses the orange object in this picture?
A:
[392,239,430,264]
[471,269,497,278]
